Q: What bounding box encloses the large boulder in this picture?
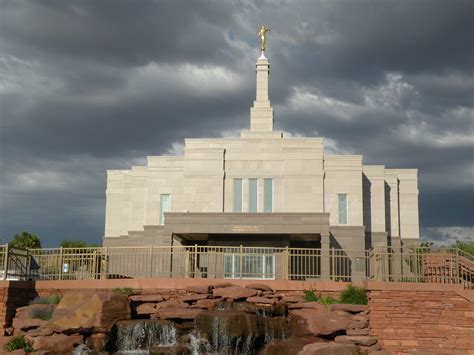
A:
[298,342,358,355]
[213,286,257,300]
[33,333,83,352]
[290,308,352,336]
[48,291,130,333]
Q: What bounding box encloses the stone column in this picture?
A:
[320,233,330,279]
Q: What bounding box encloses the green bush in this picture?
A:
[318,295,337,305]
[112,287,134,297]
[29,306,54,321]
[303,289,319,302]
[339,284,368,305]
[29,294,61,305]
[4,336,34,352]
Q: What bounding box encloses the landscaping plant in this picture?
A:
[339,284,368,305]
[4,336,34,353]
[112,287,134,296]
[29,294,61,305]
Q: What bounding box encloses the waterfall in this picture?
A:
[114,319,176,352]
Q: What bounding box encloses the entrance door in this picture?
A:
[159,194,170,225]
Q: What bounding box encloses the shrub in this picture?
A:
[112,287,134,297]
[4,336,34,352]
[29,306,54,321]
[29,294,61,305]
[339,284,367,305]
[318,295,337,305]
[303,289,319,302]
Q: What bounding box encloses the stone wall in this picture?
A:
[0,279,472,354]
[369,288,474,354]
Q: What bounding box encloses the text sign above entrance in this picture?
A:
[231,225,260,233]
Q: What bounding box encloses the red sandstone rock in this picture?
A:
[33,333,83,352]
[297,342,358,354]
[9,350,26,355]
[330,304,368,313]
[155,307,202,320]
[155,299,189,309]
[290,308,352,336]
[194,299,221,309]
[181,294,209,302]
[135,303,156,315]
[129,294,164,302]
[352,314,369,322]
[213,286,257,300]
[288,302,326,310]
[85,333,108,352]
[185,285,212,294]
[282,296,305,303]
[358,342,383,352]
[48,291,130,333]
[334,335,377,346]
[349,319,369,329]
[346,327,369,335]
[245,283,273,291]
[214,282,237,288]
[246,296,275,305]
[26,326,53,337]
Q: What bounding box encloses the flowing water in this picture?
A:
[102,302,289,354]
[113,319,177,353]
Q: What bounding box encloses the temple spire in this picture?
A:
[250,26,273,132]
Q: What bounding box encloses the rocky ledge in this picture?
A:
[1,283,386,354]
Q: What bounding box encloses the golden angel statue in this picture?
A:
[258,26,270,51]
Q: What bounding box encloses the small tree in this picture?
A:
[452,240,474,255]
[60,240,87,248]
[9,232,41,249]
[59,240,99,248]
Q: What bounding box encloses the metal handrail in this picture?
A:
[0,244,471,288]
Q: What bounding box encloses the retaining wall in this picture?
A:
[0,279,472,354]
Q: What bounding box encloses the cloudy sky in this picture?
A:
[0,0,473,247]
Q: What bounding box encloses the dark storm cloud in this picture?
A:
[0,0,472,246]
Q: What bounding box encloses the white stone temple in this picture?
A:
[103,44,420,278]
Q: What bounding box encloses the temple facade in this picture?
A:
[102,51,420,279]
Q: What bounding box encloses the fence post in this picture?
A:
[239,245,243,279]
[59,247,63,281]
[320,234,330,280]
[284,246,289,280]
[149,245,153,278]
[3,244,9,280]
[194,244,198,279]
[101,246,108,279]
